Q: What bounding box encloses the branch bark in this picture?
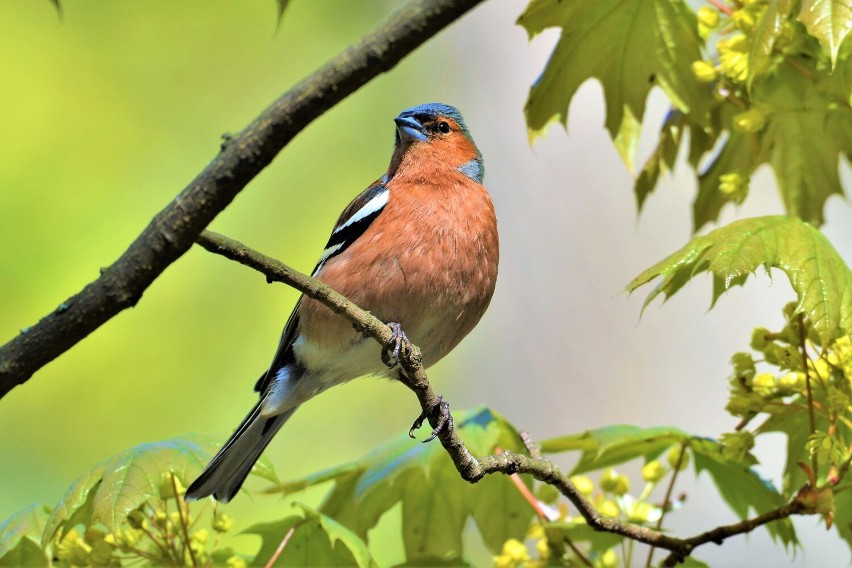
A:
[0,0,485,399]
[195,230,814,565]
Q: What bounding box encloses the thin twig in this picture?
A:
[660,499,806,566]
[521,431,543,460]
[0,0,486,399]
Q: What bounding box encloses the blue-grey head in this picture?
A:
[389,103,484,183]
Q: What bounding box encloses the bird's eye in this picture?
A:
[437,121,451,134]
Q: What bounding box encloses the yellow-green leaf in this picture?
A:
[628,216,852,345]
[269,407,533,563]
[749,0,796,83]
[798,0,852,66]
[518,0,709,153]
[757,65,852,225]
[0,504,50,566]
[245,504,377,568]
[42,435,277,542]
[541,425,690,473]
[690,439,796,546]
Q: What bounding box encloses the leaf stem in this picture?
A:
[705,0,733,17]
[645,442,687,567]
[799,313,819,479]
[137,506,173,560]
[497,445,592,567]
[172,472,199,567]
[265,525,298,568]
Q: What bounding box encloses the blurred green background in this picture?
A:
[0,0,465,562]
[2,0,851,565]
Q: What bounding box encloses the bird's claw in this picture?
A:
[408,395,453,443]
[382,322,411,368]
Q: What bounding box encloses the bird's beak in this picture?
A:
[394,116,427,143]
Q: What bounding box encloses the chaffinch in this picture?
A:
[186,103,499,502]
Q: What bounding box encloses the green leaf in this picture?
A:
[691,439,797,546]
[0,504,50,566]
[634,110,685,211]
[518,0,709,165]
[833,488,852,552]
[272,407,534,563]
[541,425,690,473]
[628,216,852,346]
[245,504,377,567]
[42,435,277,543]
[759,411,810,496]
[798,0,852,66]
[636,105,729,216]
[615,105,643,174]
[757,65,852,225]
[758,401,831,496]
[749,0,797,82]
[401,467,465,563]
[693,124,763,231]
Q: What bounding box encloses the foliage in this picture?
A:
[519,0,852,230]
[0,410,528,565]
[269,408,534,562]
[0,436,279,566]
[8,386,852,565]
[627,215,852,345]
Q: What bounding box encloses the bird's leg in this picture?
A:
[408,395,454,443]
[382,321,411,367]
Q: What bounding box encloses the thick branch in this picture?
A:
[194,231,813,564]
[0,0,485,398]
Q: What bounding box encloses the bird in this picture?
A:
[186,103,499,502]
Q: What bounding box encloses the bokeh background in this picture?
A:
[2,0,851,565]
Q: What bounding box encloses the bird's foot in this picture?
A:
[382,322,411,367]
[408,395,453,443]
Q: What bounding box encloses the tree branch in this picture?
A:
[194,230,815,564]
[0,0,486,399]
[659,499,806,566]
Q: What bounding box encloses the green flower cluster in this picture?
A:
[52,473,244,567]
[727,303,852,481]
[494,452,690,567]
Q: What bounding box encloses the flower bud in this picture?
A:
[600,468,630,495]
[666,445,690,470]
[751,372,776,395]
[570,475,595,496]
[750,327,771,351]
[598,499,621,518]
[213,511,235,533]
[733,107,769,133]
[226,557,249,568]
[641,460,666,483]
[692,60,718,82]
[697,6,720,29]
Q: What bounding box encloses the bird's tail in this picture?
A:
[185,401,297,503]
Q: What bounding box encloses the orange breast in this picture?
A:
[298,171,498,369]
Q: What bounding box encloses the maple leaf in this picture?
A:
[518,0,710,170]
